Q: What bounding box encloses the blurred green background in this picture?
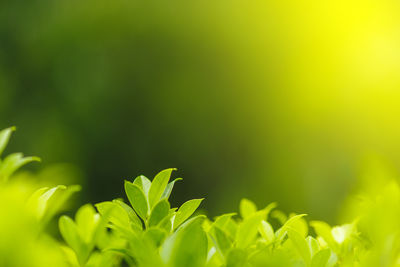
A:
[2,0,400,223]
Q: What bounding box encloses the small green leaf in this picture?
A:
[75,204,100,244]
[133,175,152,198]
[174,198,204,229]
[311,249,331,267]
[288,213,308,237]
[113,199,143,230]
[276,214,307,242]
[213,213,237,230]
[148,168,175,208]
[59,215,81,250]
[212,225,232,256]
[287,228,311,264]
[259,220,275,244]
[0,126,15,157]
[310,221,337,250]
[161,178,182,200]
[161,216,207,267]
[239,198,257,219]
[95,201,130,228]
[59,215,90,264]
[149,199,170,227]
[125,181,148,221]
[0,153,40,182]
[306,236,320,258]
[236,210,265,248]
[36,185,67,219]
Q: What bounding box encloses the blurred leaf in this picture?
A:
[259,220,275,244]
[161,216,207,267]
[0,153,40,182]
[236,210,265,248]
[239,198,257,219]
[276,214,307,242]
[211,225,232,256]
[310,221,337,250]
[0,126,15,157]
[311,249,331,267]
[75,204,100,244]
[144,227,167,247]
[287,228,311,264]
[59,215,89,264]
[226,248,248,267]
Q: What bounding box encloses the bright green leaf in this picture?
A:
[149,199,170,227]
[148,168,175,208]
[174,198,204,229]
[162,178,182,200]
[287,228,311,264]
[0,126,15,157]
[239,198,257,219]
[133,175,152,198]
[236,210,265,248]
[125,181,148,221]
[259,220,275,244]
[311,249,331,267]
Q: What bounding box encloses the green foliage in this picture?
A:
[1,127,400,267]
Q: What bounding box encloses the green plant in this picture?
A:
[1,126,400,267]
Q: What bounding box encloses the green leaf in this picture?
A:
[311,249,331,267]
[211,225,232,256]
[161,178,183,200]
[174,198,204,229]
[306,236,320,258]
[144,227,168,247]
[95,201,130,228]
[161,216,208,267]
[149,199,170,227]
[213,213,237,230]
[158,213,174,233]
[0,153,40,182]
[75,204,100,244]
[236,210,265,248]
[59,215,81,250]
[133,175,152,198]
[113,199,143,230]
[239,198,257,219]
[226,248,247,267]
[259,220,275,244]
[36,185,67,219]
[287,228,311,264]
[310,221,337,250]
[288,213,308,237]
[148,168,175,208]
[0,126,15,157]
[276,214,307,242]
[125,181,148,221]
[59,215,90,264]
[42,185,81,225]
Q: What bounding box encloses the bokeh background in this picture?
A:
[2,0,400,223]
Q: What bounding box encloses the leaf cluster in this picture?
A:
[1,127,399,267]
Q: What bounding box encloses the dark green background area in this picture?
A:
[4,0,398,223]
